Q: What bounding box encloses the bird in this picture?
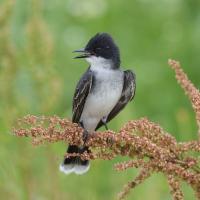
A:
[59,33,136,175]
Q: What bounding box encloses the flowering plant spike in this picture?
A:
[14,60,200,200]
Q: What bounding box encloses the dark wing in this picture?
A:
[72,69,93,123]
[95,70,136,130]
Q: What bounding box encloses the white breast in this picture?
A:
[80,62,124,131]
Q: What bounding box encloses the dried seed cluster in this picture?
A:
[168,59,200,139]
[14,60,200,200]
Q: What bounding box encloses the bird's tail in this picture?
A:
[59,145,90,175]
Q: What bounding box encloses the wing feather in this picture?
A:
[72,69,93,123]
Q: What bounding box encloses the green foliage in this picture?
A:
[0,0,199,199]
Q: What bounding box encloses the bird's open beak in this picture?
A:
[73,48,91,59]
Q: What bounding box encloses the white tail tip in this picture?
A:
[59,163,90,175]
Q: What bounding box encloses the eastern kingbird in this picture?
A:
[60,33,136,175]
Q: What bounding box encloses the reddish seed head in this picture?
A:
[14,60,200,200]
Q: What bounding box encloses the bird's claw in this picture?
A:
[106,137,114,147]
[83,129,89,144]
[102,117,108,130]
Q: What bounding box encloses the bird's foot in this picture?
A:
[104,123,108,130]
[102,117,108,130]
[106,137,114,147]
[83,129,89,144]
[78,121,89,144]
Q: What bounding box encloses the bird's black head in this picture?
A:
[74,33,120,68]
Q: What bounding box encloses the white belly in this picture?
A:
[80,68,123,131]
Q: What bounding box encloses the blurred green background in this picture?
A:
[0,0,200,199]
